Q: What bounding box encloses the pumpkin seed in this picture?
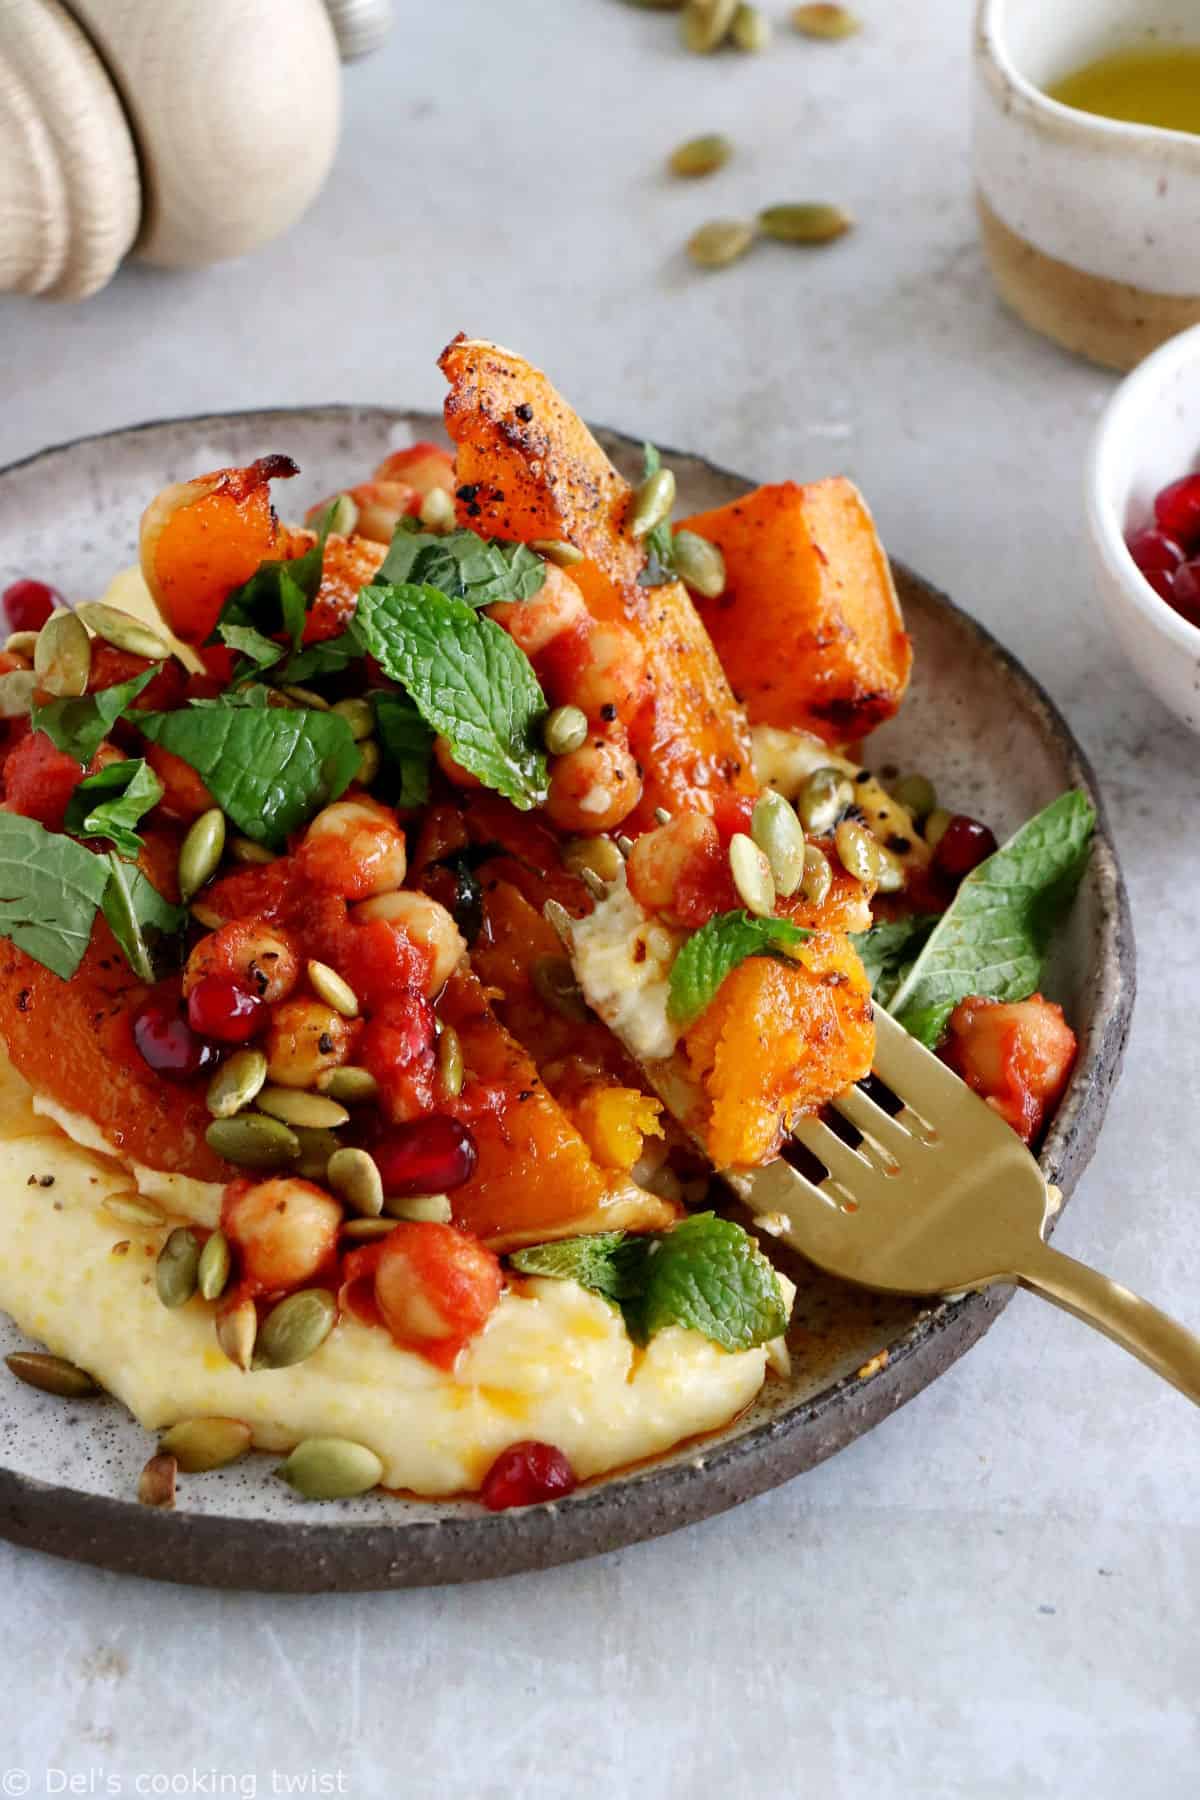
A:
[306,958,359,1018]
[0,670,37,717]
[319,1064,379,1105]
[384,1193,453,1224]
[751,791,807,896]
[331,696,375,741]
[309,492,358,536]
[436,1023,465,1099]
[190,902,226,929]
[874,845,905,894]
[532,955,591,1022]
[653,806,672,826]
[615,833,635,858]
[33,611,90,697]
[543,704,589,757]
[355,740,381,787]
[216,1298,258,1370]
[138,1452,177,1509]
[759,202,854,245]
[257,1289,338,1370]
[797,765,854,835]
[102,1191,166,1229]
[543,898,575,947]
[687,219,756,270]
[835,817,883,886]
[800,842,833,906]
[681,0,738,52]
[791,2,860,37]
[629,467,676,540]
[562,834,625,884]
[277,1435,384,1500]
[729,832,776,916]
[671,529,726,598]
[205,1113,301,1170]
[293,1127,343,1180]
[280,684,331,711]
[580,866,609,902]
[531,539,584,567]
[76,601,171,661]
[197,1229,232,1301]
[668,132,733,179]
[4,630,40,658]
[731,3,770,49]
[925,807,953,851]
[230,834,275,866]
[327,1146,384,1218]
[340,1217,399,1241]
[5,1350,99,1399]
[891,773,937,820]
[160,1415,252,1472]
[256,1085,350,1130]
[177,808,226,902]
[156,1227,201,1309]
[418,485,456,532]
[206,1048,269,1119]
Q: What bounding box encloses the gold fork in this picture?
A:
[729,1006,1200,1403]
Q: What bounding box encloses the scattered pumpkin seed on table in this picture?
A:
[278,1436,384,1501]
[731,3,770,50]
[668,133,734,179]
[160,1416,251,1473]
[759,203,854,244]
[682,0,738,52]
[138,1452,177,1509]
[5,1351,99,1399]
[791,2,861,37]
[687,220,755,270]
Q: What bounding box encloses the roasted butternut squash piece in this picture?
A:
[439,335,757,827]
[679,478,912,744]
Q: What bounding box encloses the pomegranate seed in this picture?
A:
[186,975,263,1043]
[3,579,60,634]
[932,814,998,883]
[373,1115,478,1197]
[1141,565,1178,603]
[480,1440,578,1511]
[1154,474,1200,550]
[1170,560,1200,626]
[133,1000,220,1080]
[1126,527,1183,575]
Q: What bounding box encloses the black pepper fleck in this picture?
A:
[599,703,617,722]
[514,403,533,422]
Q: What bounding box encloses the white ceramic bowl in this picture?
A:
[1087,320,1200,730]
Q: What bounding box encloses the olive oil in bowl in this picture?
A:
[1048,45,1200,136]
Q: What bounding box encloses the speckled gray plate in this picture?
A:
[0,409,1134,1591]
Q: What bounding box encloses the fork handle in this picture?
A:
[1015,1241,1200,1405]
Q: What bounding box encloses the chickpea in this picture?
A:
[353,890,466,997]
[489,563,587,656]
[344,480,417,543]
[569,621,646,721]
[544,734,643,834]
[432,736,483,791]
[627,815,721,917]
[265,999,355,1088]
[300,797,408,901]
[372,444,455,497]
[223,1178,343,1292]
[184,920,299,1004]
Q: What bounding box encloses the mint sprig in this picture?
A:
[512,1214,788,1352]
[887,791,1095,1047]
[139,698,360,847]
[0,813,112,979]
[667,909,812,1028]
[851,914,938,1009]
[64,758,163,858]
[32,668,158,765]
[213,500,338,664]
[378,523,546,606]
[101,856,186,983]
[351,583,550,810]
[371,690,434,809]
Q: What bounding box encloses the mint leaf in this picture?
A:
[219,623,287,674]
[887,791,1095,1047]
[64,758,163,858]
[636,443,676,589]
[667,909,812,1027]
[280,631,362,686]
[32,668,157,765]
[511,1214,787,1352]
[851,914,938,1008]
[379,525,546,606]
[214,502,336,658]
[139,699,360,848]
[101,856,185,983]
[0,813,110,979]
[351,584,549,810]
[372,690,434,809]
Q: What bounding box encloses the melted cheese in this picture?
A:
[569,876,684,1062]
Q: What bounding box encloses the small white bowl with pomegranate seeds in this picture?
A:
[1088,320,1200,732]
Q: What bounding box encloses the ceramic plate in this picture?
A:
[0,409,1134,1590]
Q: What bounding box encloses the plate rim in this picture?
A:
[0,405,1136,1591]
